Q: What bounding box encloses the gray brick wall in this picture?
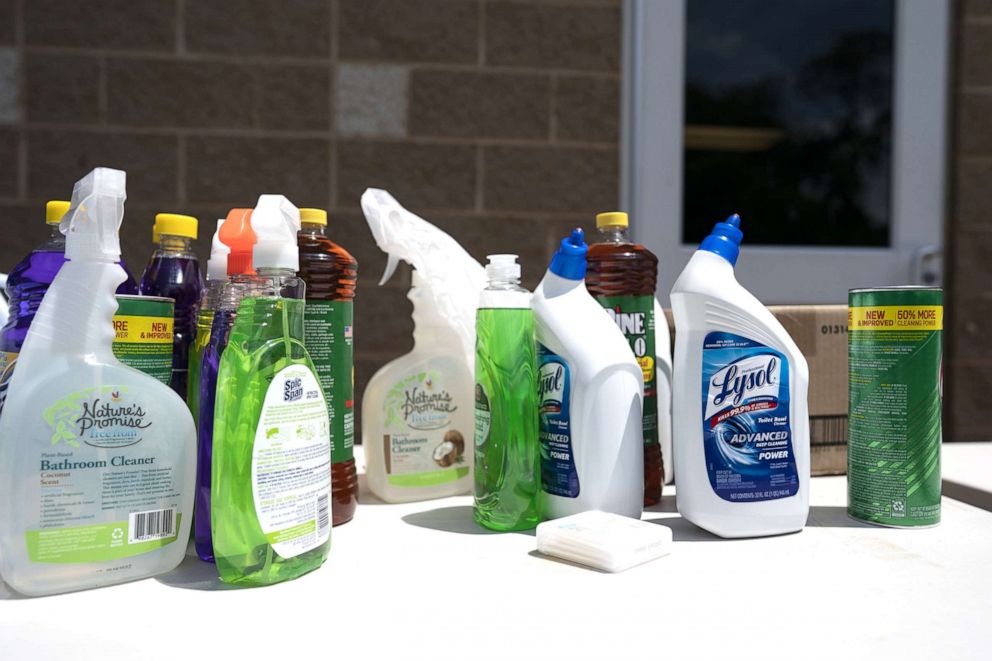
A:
[0,0,622,432]
[949,0,992,442]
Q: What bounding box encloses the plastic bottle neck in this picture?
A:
[41,224,67,251]
[300,222,326,236]
[486,277,525,292]
[257,267,304,300]
[156,235,196,257]
[410,286,460,349]
[597,226,630,243]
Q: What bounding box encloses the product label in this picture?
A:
[112,313,174,385]
[0,350,17,413]
[847,295,942,526]
[474,383,491,448]
[251,365,331,559]
[303,300,354,465]
[598,295,657,447]
[382,371,468,487]
[701,332,798,502]
[27,385,183,563]
[538,344,579,498]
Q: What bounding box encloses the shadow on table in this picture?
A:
[402,505,536,536]
[643,494,678,514]
[155,549,240,592]
[642,515,724,542]
[806,505,876,528]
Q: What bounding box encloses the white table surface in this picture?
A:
[2,447,991,661]
[942,441,992,493]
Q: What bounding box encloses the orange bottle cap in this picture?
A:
[219,208,256,276]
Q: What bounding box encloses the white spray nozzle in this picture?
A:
[360,188,486,367]
[61,167,126,262]
[485,254,520,282]
[251,194,301,271]
[206,218,230,282]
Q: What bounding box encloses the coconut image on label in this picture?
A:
[433,430,466,467]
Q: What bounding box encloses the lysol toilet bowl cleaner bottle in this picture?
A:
[139,213,206,399]
[474,255,541,531]
[670,214,810,538]
[532,229,644,520]
[0,201,138,413]
[188,218,230,419]
[194,208,258,563]
[586,211,668,506]
[297,208,359,526]
[211,195,331,586]
[0,168,196,596]
[360,189,485,503]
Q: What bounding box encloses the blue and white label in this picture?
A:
[701,332,798,502]
[538,343,579,498]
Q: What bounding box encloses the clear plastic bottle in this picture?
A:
[0,201,138,411]
[139,213,205,399]
[585,211,664,506]
[363,270,475,502]
[474,255,540,531]
[211,196,331,586]
[297,208,358,526]
[0,168,195,596]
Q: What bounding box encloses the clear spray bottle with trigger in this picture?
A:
[360,189,485,503]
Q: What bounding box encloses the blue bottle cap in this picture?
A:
[549,228,588,280]
[699,213,743,266]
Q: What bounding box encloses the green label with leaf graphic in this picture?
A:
[596,295,657,447]
[304,300,354,464]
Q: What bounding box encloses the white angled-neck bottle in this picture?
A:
[670,214,810,538]
[0,168,196,596]
[532,228,644,520]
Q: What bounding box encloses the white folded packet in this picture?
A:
[535,510,673,573]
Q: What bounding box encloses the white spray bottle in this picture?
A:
[360,189,486,502]
[532,228,644,519]
[0,168,196,596]
[670,214,809,538]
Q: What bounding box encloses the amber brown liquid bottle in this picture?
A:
[585,212,663,506]
[298,208,359,525]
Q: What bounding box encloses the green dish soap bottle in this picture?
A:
[211,195,331,586]
[474,255,541,531]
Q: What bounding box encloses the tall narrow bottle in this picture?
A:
[194,208,258,562]
[139,214,205,399]
[188,218,230,422]
[474,255,540,531]
[1,201,138,411]
[298,208,358,526]
[0,168,195,596]
[212,196,331,586]
[586,212,664,506]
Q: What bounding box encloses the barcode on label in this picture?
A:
[128,507,176,544]
[317,494,329,534]
[810,415,848,446]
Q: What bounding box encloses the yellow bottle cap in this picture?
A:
[154,213,198,240]
[46,200,71,225]
[596,211,629,229]
[300,208,327,226]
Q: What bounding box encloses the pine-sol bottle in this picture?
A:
[298,208,359,525]
[585,212,663,506]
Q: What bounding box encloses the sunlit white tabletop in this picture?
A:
[2,446,990,661]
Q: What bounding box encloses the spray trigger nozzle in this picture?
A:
[379,254,400,286]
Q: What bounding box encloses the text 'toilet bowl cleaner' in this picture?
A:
[670,214,810,538]
[0,168,196,596]
[532,228,644,520]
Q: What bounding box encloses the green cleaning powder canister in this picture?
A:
[847,287,942,527]
[113,295,175,385]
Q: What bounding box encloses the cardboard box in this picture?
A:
[665,305,848,476]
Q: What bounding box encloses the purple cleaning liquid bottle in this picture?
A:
[0,201,138,411]
[139,213,205,400]
[195,208,257,562]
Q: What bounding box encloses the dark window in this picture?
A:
[683,0,895,246]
